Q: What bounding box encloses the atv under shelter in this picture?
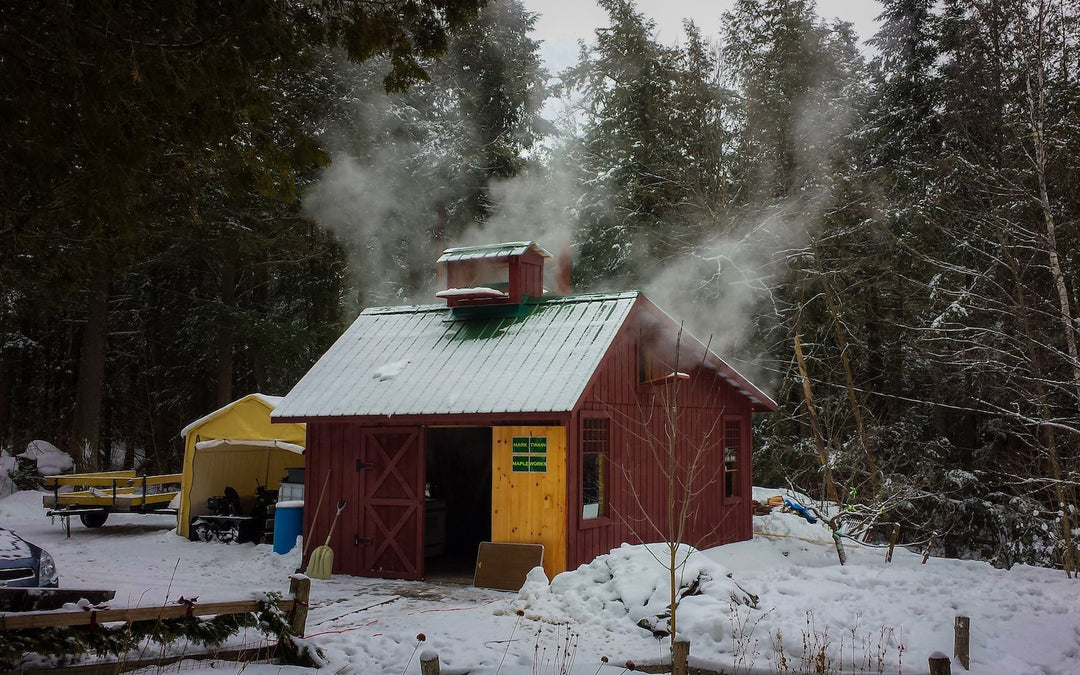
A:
[178,394,305,539]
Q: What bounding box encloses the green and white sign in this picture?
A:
[512,436,547,473]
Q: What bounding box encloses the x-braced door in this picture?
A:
[357,427,424,580]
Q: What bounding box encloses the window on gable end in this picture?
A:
[639,333,677,384]
[724,420,741,500]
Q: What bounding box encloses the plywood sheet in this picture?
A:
[473,542,544,591]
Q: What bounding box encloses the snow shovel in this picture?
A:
[306,500,346,580]
[295,469,332,573]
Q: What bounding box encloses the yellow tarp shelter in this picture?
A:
[178,393,305,539]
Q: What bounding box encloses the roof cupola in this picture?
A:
[436,241,552,308]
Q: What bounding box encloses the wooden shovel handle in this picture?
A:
[302,470,332,559]
[324,501,346,547]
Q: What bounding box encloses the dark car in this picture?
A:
[0,527,58,587]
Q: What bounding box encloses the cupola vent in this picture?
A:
[436,242,551,308]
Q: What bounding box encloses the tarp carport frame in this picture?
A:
[177,394,305,538]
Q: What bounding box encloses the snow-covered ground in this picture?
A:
[1,487,1078,674]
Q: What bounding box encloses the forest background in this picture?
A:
[2,0,1078,571]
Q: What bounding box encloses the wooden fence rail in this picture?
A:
[0,598,296,631]
[0,577,309,633]
[0,577,311,673]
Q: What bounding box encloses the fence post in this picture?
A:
[288,575,311,637]
[921,531,938,564]
[954,616,969,670]
[885,524,899,563]
[420,649,441,675]
[928,651,951,675]
[671,639,690,675]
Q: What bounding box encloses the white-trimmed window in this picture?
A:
[724,420,741,500]
[582,417,610,519]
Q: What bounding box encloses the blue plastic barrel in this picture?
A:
[273,500,304,554]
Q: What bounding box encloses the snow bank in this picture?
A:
[1,441,73,498]
[0,452,16,499]
[19,440,73,476]
[2,484,1080,674]
[514,543,756,640]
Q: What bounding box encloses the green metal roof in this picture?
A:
[272,292,639,419]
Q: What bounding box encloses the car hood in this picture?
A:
[0,528,34,563]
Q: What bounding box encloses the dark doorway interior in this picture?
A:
[424,427,492,582]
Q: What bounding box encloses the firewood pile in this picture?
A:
[751,495,785,516]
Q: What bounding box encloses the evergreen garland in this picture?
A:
[0,592,318,669]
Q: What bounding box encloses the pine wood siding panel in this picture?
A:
[491,426,567,578]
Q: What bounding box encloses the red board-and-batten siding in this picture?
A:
[566,299,754,571]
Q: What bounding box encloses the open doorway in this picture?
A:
[424,427,492,582]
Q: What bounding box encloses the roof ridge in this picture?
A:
[361,291,641,316]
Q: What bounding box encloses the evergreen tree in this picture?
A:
[564,0,739,286]
[302,0,550,307]
[917,0,1080,569]
[0,0,485,465]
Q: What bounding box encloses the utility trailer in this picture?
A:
[42,470,182,534]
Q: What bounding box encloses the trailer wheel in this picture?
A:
[79,512,108,528]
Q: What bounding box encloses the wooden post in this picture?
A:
[671,639,689,675]
[954,616,970,670]
[420,650,441,675]
[929,651,951,675]
[922,531,937,564]
[885,524,899,563]
[288,574,310,637]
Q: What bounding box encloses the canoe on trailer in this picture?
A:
[42,470,182,529]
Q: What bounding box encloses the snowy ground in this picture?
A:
[1,487,1079,674]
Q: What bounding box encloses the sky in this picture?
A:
[523,0,885,72]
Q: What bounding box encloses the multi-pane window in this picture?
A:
[724,420,741,500]
[582,417,610,519]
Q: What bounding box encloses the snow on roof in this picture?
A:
[272,293,639,419]
[436,241,552,264]
[180,393,284,439]
[434,286,508,299]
